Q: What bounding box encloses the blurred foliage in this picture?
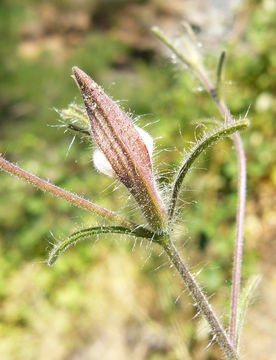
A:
[0,0,276,359]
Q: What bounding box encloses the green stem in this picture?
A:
[161,236,240,360]
[152,27,248,349]
[196,69,247,348]
[152,26,194,68]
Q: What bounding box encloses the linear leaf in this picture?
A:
[48,225,155,266]
[216,50,227,100]
[168,120,249,221]
[235,274,262,350]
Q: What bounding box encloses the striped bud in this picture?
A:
[93,125,154,177]
[73,67,167,233]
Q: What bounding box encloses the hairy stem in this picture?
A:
[0,155,136,229]
[229,134,246,346]
[152,28,246,347]
[197,70,247,347]
[162,237,240,360]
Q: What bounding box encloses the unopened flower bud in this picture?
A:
[73,66,167,233]
[93,125,154,177]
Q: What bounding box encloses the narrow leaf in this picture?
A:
[168,120,249,221]
[235,274,262,350]
[68,123,91,136]
[216,50,227,100]
[61,103,91,130]
[48,225,156,266]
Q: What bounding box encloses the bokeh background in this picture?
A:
[0,0,275,359]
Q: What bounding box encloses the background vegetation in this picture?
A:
[0,0,275,359]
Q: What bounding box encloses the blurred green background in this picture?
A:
[0,0,275,359]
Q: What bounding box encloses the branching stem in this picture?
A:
[153,27,247,349]
[197,70,247,347]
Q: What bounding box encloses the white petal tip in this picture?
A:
[93,148,115,177]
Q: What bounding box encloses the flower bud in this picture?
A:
[93,125,154,178]
[73,66,167,232]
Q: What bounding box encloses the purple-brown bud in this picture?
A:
[72,66,167,233]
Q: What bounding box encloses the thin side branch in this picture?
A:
[0,155,135,229]
[152,26,194,68]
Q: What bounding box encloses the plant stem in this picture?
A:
[196,69,247,347]
[229,134,246,346]
[153,28,247,348]
[0,155,136,229]
[162,237,240,360]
